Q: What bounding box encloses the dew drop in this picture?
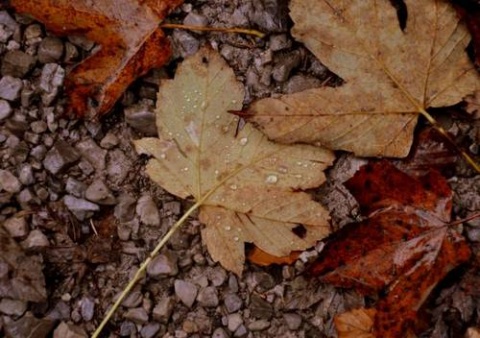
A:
[193,105,198,109]
[214,170,219,175]
[265,175,278,184]
[182,167,189,172]
[278,166,288,173]
[186,98,191,102]
[201,101,207,108]
[230,184,238,190]
[233,236,239,241]
[160,153,166,159]
[295,174,303,179]
[239,137,248,146]
[225,225,231,231]
[215,115,221,119]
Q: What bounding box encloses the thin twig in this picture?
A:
[160,23,265,38]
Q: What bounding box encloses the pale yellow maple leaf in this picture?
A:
[134,48,334,275]
[247,0,480,157]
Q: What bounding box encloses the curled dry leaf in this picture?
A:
[0,225,47,302]
[308,161,471,337]
[246,0,480,157]
[246,245,300,267]
[8,0,183,118]
[134,48,334,275]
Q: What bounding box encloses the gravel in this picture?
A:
[0,2,478,337]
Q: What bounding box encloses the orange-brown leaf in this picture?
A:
[308,161,471,337]
[246,245,300,267]
[8,0,183,118]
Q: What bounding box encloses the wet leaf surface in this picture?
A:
[7,0,183,118]
[308,161,471,337]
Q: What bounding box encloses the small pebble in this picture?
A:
[124,307,149,324]
[174,279,198,308]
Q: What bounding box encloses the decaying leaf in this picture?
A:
[7,0,183,118]
[246,0,480,157]
[308,161,471,337]
[0,225,47,302]
[134,48,334,275]
[334,308,376,338]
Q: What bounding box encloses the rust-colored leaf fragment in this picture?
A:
[246,245,300,267]
[308,161,471,337]
[7,0,183,118]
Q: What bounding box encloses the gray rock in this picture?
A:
[114,193,137,222]
[31,144,47,160]
[147,252,178,278]
[283,313,302,330]
[124,307,149,324]
[0,169,21,193]
[4,312,55,338]
[38,36,64,63]
[119,321,136,336]
[0,99,12,120]
[233,324,248,338]
[0,298,28,316]
[227,313,243,332]
[30,120,48,134]
[172,30,200,58]
[17,188,37,206]
[197,286,219,308]
[183,12,209,28]
[174,279,198,308]
[269,34,291,51]
[248,320,270,331]
[272,51,302,82]
[1,50,36,77]
[85,179,116,205]
[0,22,13,42]
[65,177,86,198]
[212,327,229,338]
[107,149,132,185]
[53,322,88,338]
[63,195,100,220]
[124,104,157,136]
[0,75,23,101]
[208,267,228,287]
[100,132,119,149]
[64,41,79,63]
[248,1,289,32]
[43,140,81,174]
[3,215,29,238]
[18,163,34,185]
[68,35,95,51]
[152,297,175,323]
[136,194,160,226]
[76,138,107,171]
[22,229,49,250]
[250,294,273,319]
[122,290,143,308]
[39,63,65,105]
[0,11,19,32]
[286,75,323,94]
[24,23,43,41]
[80,296,95,321]
[224,293,243,313]
[140,322,161,338]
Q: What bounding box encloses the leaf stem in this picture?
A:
[419,109,480,173]
[160,23,265,38]
[91,199,203,338]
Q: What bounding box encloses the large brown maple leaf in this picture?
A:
[308,161,471,337]
[6,0,183,118]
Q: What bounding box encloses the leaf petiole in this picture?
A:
[91,199,203,338]
[160,23,265,38]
